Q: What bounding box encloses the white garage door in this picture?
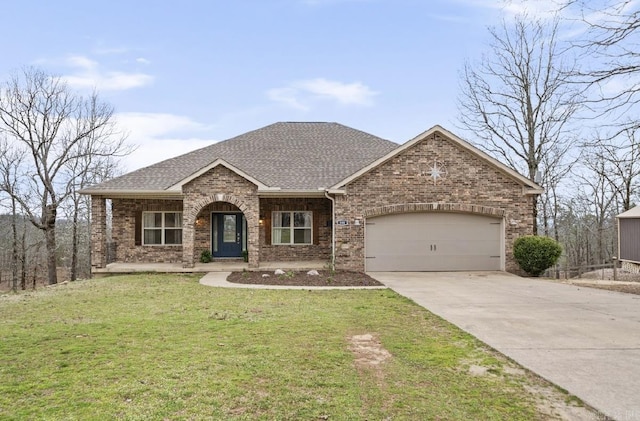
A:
[365,213,502,271]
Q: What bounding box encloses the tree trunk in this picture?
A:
[10,197,19,292]
[20,219,26,290]
[532,195,538,235]
[44,204,58,285]
[70,203,79,282]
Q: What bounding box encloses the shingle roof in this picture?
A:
[84,122,398,193]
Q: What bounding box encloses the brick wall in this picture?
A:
[334,132,535,273]
[259,197,332,262]
[111,198,184,263]
[90,196,107,269]
[182,165,259,267]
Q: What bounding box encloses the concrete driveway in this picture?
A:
[369,271,640,421]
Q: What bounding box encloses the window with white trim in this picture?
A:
[272,211,312,245]
[143,212,183,245]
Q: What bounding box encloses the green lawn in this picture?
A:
[0,274,578,420]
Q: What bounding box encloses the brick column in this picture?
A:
[247,196,260,269]
[182,213,195,268]
[91,195,107,270]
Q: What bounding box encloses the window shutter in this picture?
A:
[313,212,319,245]
[264,213,271,245]
[135,212,142,246]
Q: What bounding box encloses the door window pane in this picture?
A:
[212,214,218,252]
[223,215,236,243]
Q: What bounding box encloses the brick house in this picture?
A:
[82,122,542,273]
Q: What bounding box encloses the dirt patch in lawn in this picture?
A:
[226,270,383,287]
[348,333,392,369]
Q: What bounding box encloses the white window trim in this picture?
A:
[142,211,183,246]
[272,211,313,245]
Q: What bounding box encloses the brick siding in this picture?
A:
[333,132,534,273]
[182,165,259,267]
[259,197,332,262]
[111,198,184,263]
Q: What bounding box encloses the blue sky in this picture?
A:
[0,0,565,171]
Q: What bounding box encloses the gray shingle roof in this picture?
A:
[85,122,399,192]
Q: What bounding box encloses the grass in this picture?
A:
[0,273,569,420]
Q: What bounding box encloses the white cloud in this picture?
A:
[136,57,151,65]
[451,0,565,20]
[266,87,309,110]
[61,54,154,91]
[114,112,218,171]
[267,78,378,110]
[298,78,377,105]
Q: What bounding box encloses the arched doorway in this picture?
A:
[195,202,247,259]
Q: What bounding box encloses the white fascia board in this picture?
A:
[524,187,545,195]
[167,158,270,191]
[257,189,327,198]
[79,189,183,198]
[330,125,543,193]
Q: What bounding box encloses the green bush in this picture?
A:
[513,235,562,277]
[200,250,212,263]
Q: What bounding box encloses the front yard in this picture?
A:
[0,274,590,420]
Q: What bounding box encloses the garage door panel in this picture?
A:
[368,255,500,271]
[365,212,502,271]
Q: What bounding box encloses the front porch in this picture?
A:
[92,260,328,275]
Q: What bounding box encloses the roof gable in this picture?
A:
[331,125,543,194]
[167,158,272,191]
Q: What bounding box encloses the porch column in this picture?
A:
[182,213,195,268]
[90,195,107,270]
[247,196,260,269]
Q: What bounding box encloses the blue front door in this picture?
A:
[213,213,243,257]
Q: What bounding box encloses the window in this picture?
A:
[143,212,183,245]
[272,211,312,245]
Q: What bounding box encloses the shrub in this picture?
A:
[513,235,562,277]
[200,250,212,263]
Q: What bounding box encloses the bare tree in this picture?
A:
[457,15,584,233]
[0,138,26,291]
[63,137,120,281]
[569,0,640,132]
[0,67,128,285]
[592,127,640,212]
[575,152,618,264]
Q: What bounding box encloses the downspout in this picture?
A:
[324,190,335,271]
